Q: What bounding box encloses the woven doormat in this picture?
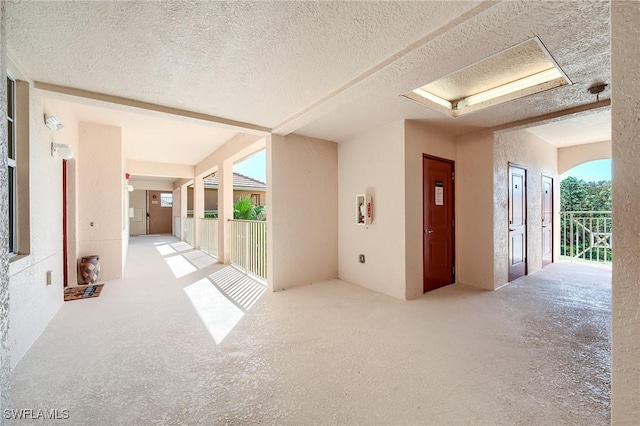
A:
[64,284,104,301]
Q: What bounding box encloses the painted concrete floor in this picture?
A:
[11,236,610,425]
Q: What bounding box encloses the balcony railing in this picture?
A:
[183,217,195,246]
[561,211,612,262]
[199,218,219,258]
[229,219,267,281]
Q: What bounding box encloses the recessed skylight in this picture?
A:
[403,37,571,118]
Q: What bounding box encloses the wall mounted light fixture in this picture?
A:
[44,115,65,131]
[51,142,74,160]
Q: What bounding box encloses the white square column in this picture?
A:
[193,176,205,249]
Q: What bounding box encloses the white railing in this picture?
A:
[199,218,219,257]
[561,211,612,262]
[229,219,267,280]
[183,217,195,246]
[173,216,181,238]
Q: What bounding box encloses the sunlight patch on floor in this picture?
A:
[184,278,245,344]
[155,244,177,256]
[182,250,217,269]
[165,254,198,278]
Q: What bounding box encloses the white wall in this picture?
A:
[78,123,126,281]
[456,131,495,290]
[493,129,558,287]
[611,2,640,423]
[8,87,79,368]
[268,133,338,291]
[404,121,457,299]
[338,120,406,300]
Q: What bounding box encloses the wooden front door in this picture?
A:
[423,155,455,293]
[148,191,173,234]
[508,165,527,281]
[542,175,553,268]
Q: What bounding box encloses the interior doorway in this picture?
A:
[148,191,173,234]
[422,155,455,293]
[508,164,527,281]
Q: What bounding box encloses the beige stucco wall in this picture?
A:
[78,122,125,281]
[612,2,640,423]
[493,129,559,288]
[8,87,79,368]
[338,120,406,300]
[404,120,457,299]
[558,140,611,175]
[268,133,338,291]
[456,131,495,290]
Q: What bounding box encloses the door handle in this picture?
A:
[425,229,434,234]
[509,228,515,232]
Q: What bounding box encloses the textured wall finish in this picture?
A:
[611,2,640,423]
[404,121,457,299]
[493,129,559,288]
[338,121,406,300]
[8,87,72,368]
[78,123,124,281]
[268,134,338,291]
[456,131,495,290]
[0,1,11,417]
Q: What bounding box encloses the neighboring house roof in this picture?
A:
[203,172,266,191]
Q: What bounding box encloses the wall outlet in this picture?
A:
[359,254,365,263]
[46,270,52,286]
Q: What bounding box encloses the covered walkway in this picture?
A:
[11,236,610,424]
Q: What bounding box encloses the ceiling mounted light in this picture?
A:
[51,142,74,160]
[462,68,563,107]
[402,37,571,118]
[44,115,64,131]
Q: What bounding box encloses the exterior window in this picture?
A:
[7,76,16,254]
[160,193,173,207]
[250,193,260,206]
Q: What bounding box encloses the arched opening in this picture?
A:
[560,159,612,262]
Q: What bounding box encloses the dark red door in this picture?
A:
[508,165,527,281]
[423,155,454,293]
[542,175,553,268]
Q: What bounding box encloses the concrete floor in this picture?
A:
[11,236,610,425]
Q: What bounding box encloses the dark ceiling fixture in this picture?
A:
[588,83,608,102]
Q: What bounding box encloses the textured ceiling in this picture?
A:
[6,0,481,128]
[6,1,611,147]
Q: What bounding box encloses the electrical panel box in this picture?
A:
[356,194,372,225]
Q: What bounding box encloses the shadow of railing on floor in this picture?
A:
[183,266,266,345]
[208,266,267,312]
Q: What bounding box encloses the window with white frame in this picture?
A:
[6,75,30,258]
[7,76,16,254]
